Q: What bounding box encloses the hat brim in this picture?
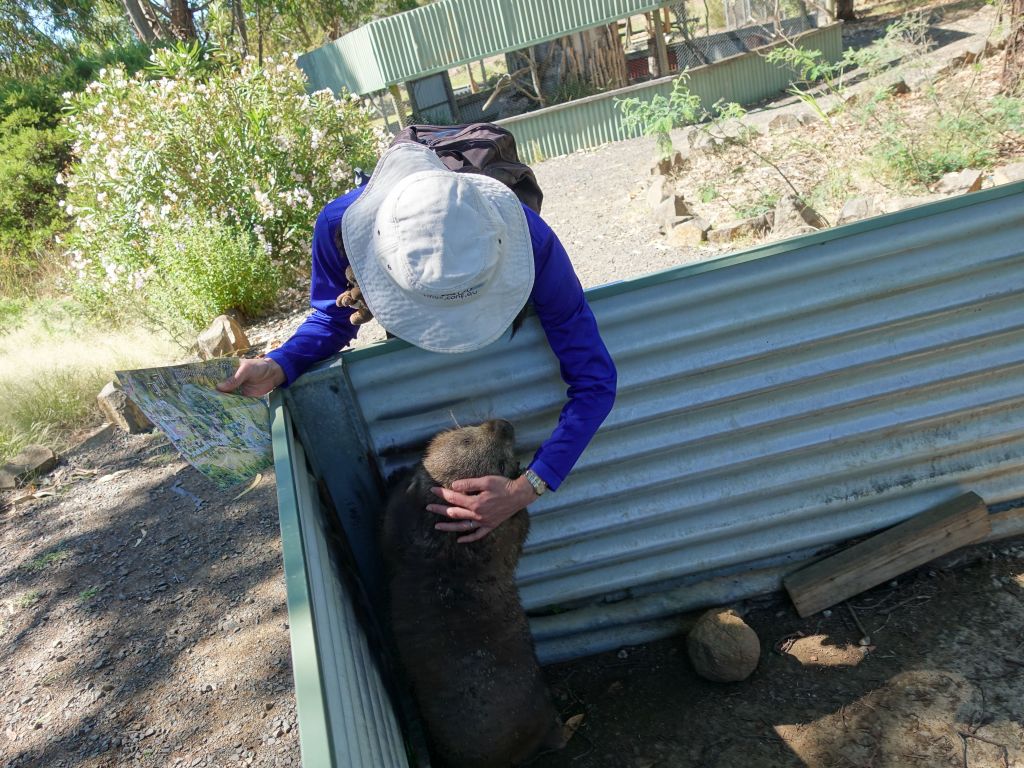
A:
[341,142,534,354]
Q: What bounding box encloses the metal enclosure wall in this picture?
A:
[272,408,410,767]
[273,184,1024,764]
[501,23,842,162]
[297,0,669,95]
[282,182,1024,657]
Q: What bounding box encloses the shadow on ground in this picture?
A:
[529,548,1024,768]
[0,432,299,768]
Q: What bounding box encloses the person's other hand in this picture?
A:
[337,265,374,325]
[427,474,537,543]
[216,357,286,398]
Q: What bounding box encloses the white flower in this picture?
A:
[161,204,171,216]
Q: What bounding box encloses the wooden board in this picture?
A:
[784,491,991,617]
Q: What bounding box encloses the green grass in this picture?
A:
[734,192,780,220]
[0,296,26,331]
[23,550,70,572]
[78,586,100,602]
[0,296,178,463]
[17,590,43,608]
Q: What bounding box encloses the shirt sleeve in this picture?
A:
[524,206,617,491]
[266,190,362,386]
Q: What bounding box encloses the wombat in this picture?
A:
[380,419,565,768]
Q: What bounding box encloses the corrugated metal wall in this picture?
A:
[298,0,668,95]
[281,182,1024,669]
[500,23,842,162]
[274,184,1024,764]
[272,409,410,767]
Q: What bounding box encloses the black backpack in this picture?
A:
[390,122,543,214]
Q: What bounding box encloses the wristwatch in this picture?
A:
[523,468,548,497]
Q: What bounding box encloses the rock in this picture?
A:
[74,423,115,453]
[902,68,935,93]
[197,315,251,360]
[961,39,994,64]
[993,161,1024,186]
[650,150,687,176]
[0,445,58,489]
[653,194,694,230]
[707,214,771,243]
[837,196,879,226]
[688,131,721,153]
[646,175,669,210]
[665,216,710,247]
[686,608,760,682]
[879,73,910,95]
[97,381,153,435]
[939,40,996,75]
[771,194,827,236]
[879,194,945,214]
[934,168,983,195]
[767,112,802,133]
[718,118,751,142]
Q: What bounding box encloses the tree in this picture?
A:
[118,0,197,43]
[1004,0,1024,93]
[2,0,105,76]
[834,0,855,22]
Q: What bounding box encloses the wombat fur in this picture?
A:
[380,419,564,768]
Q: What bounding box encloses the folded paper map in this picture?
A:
[116,359,272,488]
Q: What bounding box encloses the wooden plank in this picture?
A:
[783,492,991,617]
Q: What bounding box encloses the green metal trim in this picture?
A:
[271,394,337,767]
[499,23,843,162]
[326,180,1024,367]
[298,0,670,95]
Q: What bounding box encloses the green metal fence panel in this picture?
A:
[272,399,409,768]
[297,0,670,95]
[498,22,843,162]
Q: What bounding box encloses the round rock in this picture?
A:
[686,608,760,682]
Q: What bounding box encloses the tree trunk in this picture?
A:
[167,0,198,39]
[1003,0,1024,92]
[559,23,628,91]
[232,0,250,55]
[120,0,164,42]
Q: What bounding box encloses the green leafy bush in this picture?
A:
[617,74,703,158]
[0,108,71,293]
[142,220,280,340]
[63,48,384,330]
[873,113,999,185]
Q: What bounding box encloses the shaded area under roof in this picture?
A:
[298,0,669,95]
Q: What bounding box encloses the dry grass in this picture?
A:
[673,53,1023,230]
[0,298,179,463]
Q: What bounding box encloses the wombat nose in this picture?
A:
[485,419,515,440]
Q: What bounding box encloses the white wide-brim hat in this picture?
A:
[341,142,534,354]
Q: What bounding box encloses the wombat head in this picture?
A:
[422,419,518,487]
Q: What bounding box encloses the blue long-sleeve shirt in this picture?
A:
[267,186,616,491]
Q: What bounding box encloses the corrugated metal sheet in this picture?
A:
[500,23,843,162]
[298,0,669,95]
[279,182,1024,671]
[272,406,409,767]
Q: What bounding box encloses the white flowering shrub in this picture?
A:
[62,51,384,331]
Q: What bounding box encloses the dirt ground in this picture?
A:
[533,545,1024,768]
[0,431,299,768]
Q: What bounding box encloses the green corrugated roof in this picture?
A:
[298,0,667,95]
